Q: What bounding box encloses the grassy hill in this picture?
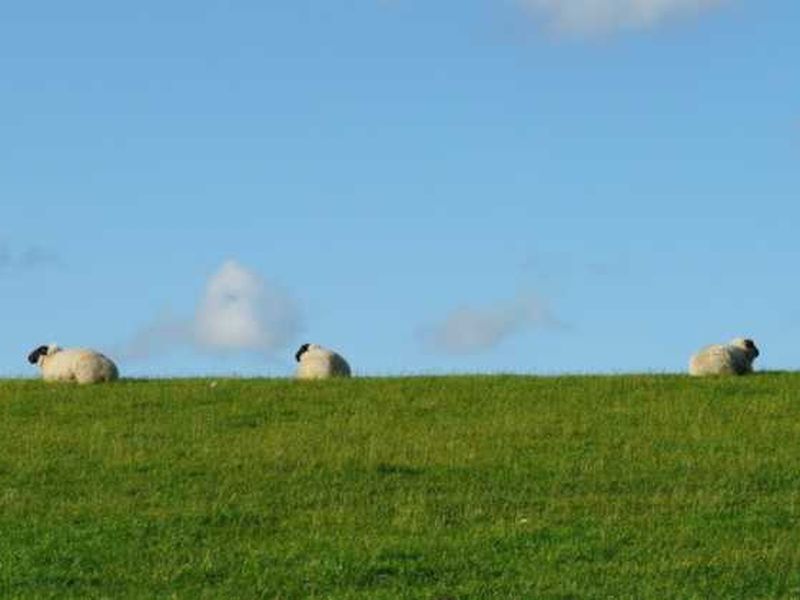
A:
[1,374,800,598]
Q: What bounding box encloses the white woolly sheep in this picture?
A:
[294,343,351,380]
[27,344,119,384]
[688,337,759,376]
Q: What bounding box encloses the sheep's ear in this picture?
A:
[744,339,756,350]
[295,343,310,362]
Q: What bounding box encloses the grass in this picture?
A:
[1,374,800,598]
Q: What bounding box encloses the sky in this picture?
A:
[1,0,798,377]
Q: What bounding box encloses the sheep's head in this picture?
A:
[27,345,50,365]
[731,337,759,360]
[295,343,310,362]
[27,344,62,366]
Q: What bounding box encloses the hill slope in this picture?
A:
[1,375,800,598]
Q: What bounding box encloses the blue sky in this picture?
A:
[2,1,798,377]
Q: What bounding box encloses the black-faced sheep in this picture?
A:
[689,337,759,376]
[294,343,351,379]
[27,344,119,384]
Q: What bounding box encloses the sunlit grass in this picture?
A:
[1,374,800,598]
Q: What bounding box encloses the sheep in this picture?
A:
[27,344,119,384]
[294,343,351,379]
[688,337,759,376]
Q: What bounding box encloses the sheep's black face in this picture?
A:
[295,343,310,362]
[744,339,759,358]
[27,345,49,365]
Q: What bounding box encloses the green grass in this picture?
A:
[2,374,800,598]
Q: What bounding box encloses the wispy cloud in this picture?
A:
[421,291,562,355]
[116,311,192,361]
[0,243,61,270]
[116,260,302,361]
[517,0,727,35]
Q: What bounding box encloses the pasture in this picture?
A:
[1,375,799,598]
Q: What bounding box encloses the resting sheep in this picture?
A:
[688,337,759,376]
[294,343,351,380]
[27,344,119,384]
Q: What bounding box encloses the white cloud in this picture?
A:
[517,0,726,35]
[194,260,300,353]
[421,292,561,355]
[117,260,301,360]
